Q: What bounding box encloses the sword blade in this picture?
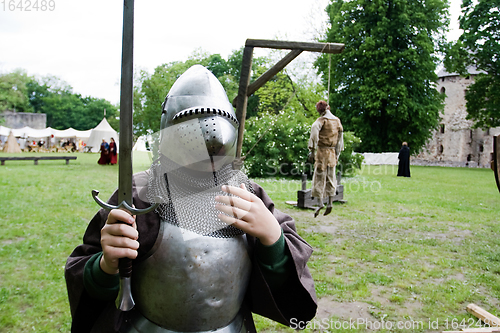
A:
[91,0,159,311]
[118,0,134,207]
[116,0,135,311]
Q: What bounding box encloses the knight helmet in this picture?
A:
[159,65,239,171]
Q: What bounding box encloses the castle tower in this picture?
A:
[415,68,500,167]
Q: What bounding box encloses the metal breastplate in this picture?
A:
[130,221,252,332]
[123,310,247,333]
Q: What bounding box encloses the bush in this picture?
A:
[242,112,363,178]
[338,131,364,177]
[242,111,310,178]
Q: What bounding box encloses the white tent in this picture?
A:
[0,125,92,140]
[52,127,92,139]
[13,126,52,138]
[86,118,119,152]
[0,125,11,137]
[132,135,153,152]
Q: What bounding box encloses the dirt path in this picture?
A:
[279,204,430,331]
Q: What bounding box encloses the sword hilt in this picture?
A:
[92,189,162,311]
[92,190,160,215]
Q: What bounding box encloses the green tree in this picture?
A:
[244,63,363,178]
[242,110,363,178]
[444,0,500,129]
[78,97,118,130]
[206,54,230,78]
[26,78,51,113]
[26,75,72,114]
[254,72,295,115]
[40,91,83,129]
[226,48,269,117]
[0,70,33,112]
[27,75,118,130]
[133,60,199,137]
[133,49,269,137]
[318,0,447,153]
[253,67,326,119]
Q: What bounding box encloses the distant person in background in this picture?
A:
[98,139,110,165]
[397,142,411,177]
[109,137,117,165]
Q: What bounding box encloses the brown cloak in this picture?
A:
[65,171,317,332]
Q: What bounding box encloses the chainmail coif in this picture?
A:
[146,154,254,238]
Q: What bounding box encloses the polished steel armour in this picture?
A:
[127,64,252,332]
[159,64,239,172]
[131,222,252,332]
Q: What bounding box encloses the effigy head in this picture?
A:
[159,65,238,171]
[315,100,328,116]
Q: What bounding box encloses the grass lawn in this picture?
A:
[254,165,500,332]
[0,152,499,332]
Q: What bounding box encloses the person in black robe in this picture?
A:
[397,142,411,177]
[64,171,317,332]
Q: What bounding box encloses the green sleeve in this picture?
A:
[255,231,292,290]
[83,252,120,301]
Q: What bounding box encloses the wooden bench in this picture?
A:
[0,156,77,165]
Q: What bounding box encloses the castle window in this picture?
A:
[440,124,445,133]
[441,77,445,82]
[467,154,472,162]
[440,87,446,94]
[439,145,444,154]
[480,144,484,152]
[470,130,473,139]
[466,75,470,80]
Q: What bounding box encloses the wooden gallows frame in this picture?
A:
[233,39,345,163]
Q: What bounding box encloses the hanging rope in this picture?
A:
[327,54,331,103]
[319,43,332,103]
[243,45,333,159]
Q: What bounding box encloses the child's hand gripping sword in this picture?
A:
[91,0,160,312]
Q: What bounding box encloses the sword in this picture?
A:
[91,0,159,311]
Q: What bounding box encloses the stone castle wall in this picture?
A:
[1,111,46,129]
[414,71,500,168]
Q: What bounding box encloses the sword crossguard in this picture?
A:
[91,189,162,311]
[92,189,161,215]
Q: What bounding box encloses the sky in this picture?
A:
[0,0,463,106]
